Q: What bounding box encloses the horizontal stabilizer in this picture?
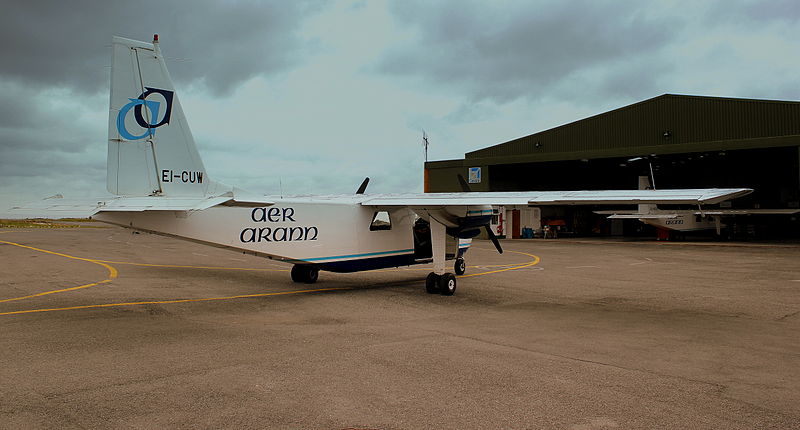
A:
[10,193,274,218]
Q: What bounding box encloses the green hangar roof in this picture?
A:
[450,94,800,166]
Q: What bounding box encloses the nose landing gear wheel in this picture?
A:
[425,272,440,294]
[291,264,319,284]
[438,273,457,296]
[454,258,466,275]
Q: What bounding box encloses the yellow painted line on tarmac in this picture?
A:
[0,240,118,304]
[0,287,350,316]
[469,263,522,269]
[459,250,540,278]
[0,237,541,317]
[0,279,116,305]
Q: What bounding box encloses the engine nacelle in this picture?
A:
[419,205,493,238]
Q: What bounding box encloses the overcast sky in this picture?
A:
[2,0,799,215]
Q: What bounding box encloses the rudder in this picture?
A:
[107,35,210,197]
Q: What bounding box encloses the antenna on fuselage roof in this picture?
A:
[355,177,370,194]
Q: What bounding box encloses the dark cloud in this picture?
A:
[0,0,324,96]
[0,146,104,178]
[0,81,101,150]
[0,83,43,129]
[2,1,798,211]
[0,0,326,206]
[377,0,675,103]
[0,116,104,179]
[743,0,800,23]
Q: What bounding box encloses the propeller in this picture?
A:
[355,177,370,194]
[458,174,502,254]
[485,224,503,254]
[456,173,471,192]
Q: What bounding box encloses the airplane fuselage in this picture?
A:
[640,213,720,232]
[94,197,470,273]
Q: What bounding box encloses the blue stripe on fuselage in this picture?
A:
[304,248,415,262]
[316,253,417,273]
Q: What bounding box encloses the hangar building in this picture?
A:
[424,94,800,239]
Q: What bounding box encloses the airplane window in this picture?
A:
[370,211,392,231]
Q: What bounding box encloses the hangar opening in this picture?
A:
[425,94,800,239]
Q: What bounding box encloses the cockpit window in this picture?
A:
[370,211,392,231]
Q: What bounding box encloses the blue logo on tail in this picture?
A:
[116,87,174,140]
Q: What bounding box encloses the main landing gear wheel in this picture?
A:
[425,272,439,294]
[425,272,457,295]
[439,273,457,296]
[291,264,319,284]
[454,258,466,275]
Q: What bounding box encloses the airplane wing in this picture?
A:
[593,208,799,219]
[693,209,800,215]
[602,214,679,219]
[358,188,748,255]
[360,188,752,207]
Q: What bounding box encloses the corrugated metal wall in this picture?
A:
[466,95,800,160]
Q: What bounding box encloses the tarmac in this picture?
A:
[1,225,798,429]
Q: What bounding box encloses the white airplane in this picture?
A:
[13,36,754,295]
[595,177,798,235]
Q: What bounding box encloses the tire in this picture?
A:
[291,265,319,284]
[438,273,457,296]
[425,272,439,294]
[291,264,304,283]
[454,258,466,275]
[305,266,319,284]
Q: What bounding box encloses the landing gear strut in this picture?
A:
[291,264,319,284]
[425,216,460,296]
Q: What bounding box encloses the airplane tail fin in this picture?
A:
[107,35,224,197]
[638,176,656,214]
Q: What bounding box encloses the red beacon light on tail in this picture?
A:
[153,34,159,43]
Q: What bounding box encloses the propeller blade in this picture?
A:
[355,177,370,194]
[456,174,472,192]
[484,225,503,254]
